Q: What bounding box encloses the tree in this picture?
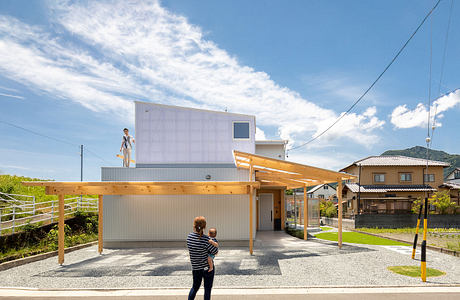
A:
[411,197,423,214]
[320,200,337,218]
[429,191,457,215]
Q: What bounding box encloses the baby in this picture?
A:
[207,227,219,272]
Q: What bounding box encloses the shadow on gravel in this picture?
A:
[35,240,375,278]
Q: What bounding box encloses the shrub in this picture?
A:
[429,191,457,215]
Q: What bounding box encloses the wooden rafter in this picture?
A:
[234,150,355,187]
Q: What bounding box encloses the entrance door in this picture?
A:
[259,193,273,231]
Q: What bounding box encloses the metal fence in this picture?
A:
[0,192,98,236]
[285,194,320,229]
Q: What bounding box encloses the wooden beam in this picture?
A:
[337,180,343,249]
[98,195,103,254]
[58,194,64,265]
[281,190,285,230]
[304,185,308,241]
[24,181,261,187]
[249,160,254,255]
[23,182,260,196]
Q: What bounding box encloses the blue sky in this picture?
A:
[0,0,459,181]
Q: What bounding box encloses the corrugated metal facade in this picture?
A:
[135,102,256,165]
[101,167,256,243]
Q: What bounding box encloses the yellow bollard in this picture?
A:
[421,197,428,282]
[412,204,423,259]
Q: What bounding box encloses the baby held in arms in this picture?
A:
[207,228,219,272]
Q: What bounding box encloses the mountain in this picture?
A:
[381,146,460,179]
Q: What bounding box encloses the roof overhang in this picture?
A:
[233,150,355,189]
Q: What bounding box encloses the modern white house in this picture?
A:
[101,102,289,247]
[26,101,354,264]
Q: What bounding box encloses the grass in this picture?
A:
[320,226,333,231]
[387,266,445,278]
[357,227,459,234]
[315,232,410,246]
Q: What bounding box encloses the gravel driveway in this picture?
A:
[0,231,458,289]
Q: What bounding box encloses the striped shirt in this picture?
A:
[187,232,218,270]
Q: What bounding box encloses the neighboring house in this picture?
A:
[445,167,460,185]
[340,156,450,215]
[305,183,337,200]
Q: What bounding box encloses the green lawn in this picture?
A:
[320,226,333,231]
[315,232,410,246]
[388,266,445,277]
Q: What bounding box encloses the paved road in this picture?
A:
[0,231,458,289]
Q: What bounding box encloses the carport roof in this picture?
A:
[233,150,355,188]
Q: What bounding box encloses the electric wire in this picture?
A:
[288,0,442,153]
[0,119,109,164]
[431,0,454,141]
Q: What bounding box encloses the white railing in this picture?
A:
[0,195,98,236]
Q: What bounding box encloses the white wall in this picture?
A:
[103,194,250,241]
[255,144,285,160]
[135,102,256,164]
[101,167,255,242]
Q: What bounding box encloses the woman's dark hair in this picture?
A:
[193,216,206,237]
[123,128,129,131]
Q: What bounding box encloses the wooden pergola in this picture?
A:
[233,150,355,250]
[22,181,260,265]
[23,151,354,265]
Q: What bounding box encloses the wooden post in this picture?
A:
[249,161,254,255]
[303,185,308,240]
[98,195,103,254]
[281,190,285,230]
[58,194,65,265]
[337,180,343,249]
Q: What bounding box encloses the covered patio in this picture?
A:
[23,151,355,265]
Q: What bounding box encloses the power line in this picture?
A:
[0,119,108,164]
[432,0,454,133]
[0,120,75,147]
[288,0,442,153]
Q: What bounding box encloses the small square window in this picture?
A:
[374,174,385,183]
[400,173,412,182]
[233,122,250,139]
[424,174,435,182]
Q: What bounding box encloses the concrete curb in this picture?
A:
[0,286,459,299]
[350,229,459,257]
[0,241,97,271]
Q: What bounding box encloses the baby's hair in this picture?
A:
[208,227,217,237]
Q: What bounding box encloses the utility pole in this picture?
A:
[80,145,83,210]
[357,163,362,215]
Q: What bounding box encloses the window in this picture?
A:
[233,121,250,139]
[373,174,385,183]
[400,173,412,182]
[424,174,435,182]
[318,194,325,199]
[324,185,328,190]
[455,170,460,179]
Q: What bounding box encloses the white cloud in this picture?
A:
[0,92,24,100]
[0,0,385,148]
[390,89,460,129]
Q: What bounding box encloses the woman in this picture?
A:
[187,216,218,300]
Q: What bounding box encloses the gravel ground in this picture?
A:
[0,231,458,289]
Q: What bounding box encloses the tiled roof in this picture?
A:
[345,183,436,193]
[340,155,449,171]
[439,182,460,190]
